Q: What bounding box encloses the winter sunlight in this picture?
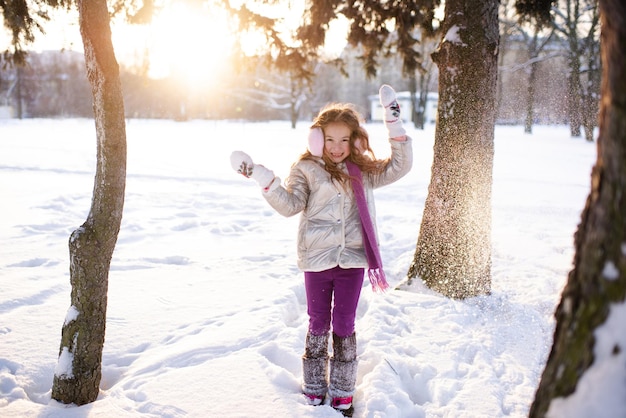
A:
[0,1,346,90]
[118,3,238,87]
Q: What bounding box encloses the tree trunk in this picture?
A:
[51,0,127,406]
[524,31,539,134]
[563,0,584,138]
[524,60,538,134]
[567,59,583,137]
[406,0,498,298]
[581,89,597,142]
[530,0,626,415]
[409,76,421,129]
[16,66,23,119]
[582,37,601,143]
[290,101,297,129]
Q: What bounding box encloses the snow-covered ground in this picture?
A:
[0,118,619,417]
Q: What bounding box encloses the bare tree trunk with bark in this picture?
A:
[530,0,626,415]
[51,0,127,405]
[406,0,498,298]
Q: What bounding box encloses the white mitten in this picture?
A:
[230,150,254,176]
[379,84,406,138]
[249,164,276,191]
[230,150,276,190]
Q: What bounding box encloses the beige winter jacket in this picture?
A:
[263,137,413,272]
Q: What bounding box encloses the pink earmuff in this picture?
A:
[355,138,363,152]
[308,128,324,157]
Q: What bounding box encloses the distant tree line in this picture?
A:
[1,51,92,118]
[1,15,593,132]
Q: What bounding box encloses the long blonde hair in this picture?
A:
[302,103,385,184]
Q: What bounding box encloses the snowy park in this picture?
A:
[1,118,618,417]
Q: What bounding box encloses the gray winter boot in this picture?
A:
[329,332,357,415]
[302,332,329,404]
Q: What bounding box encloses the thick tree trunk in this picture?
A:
[406,0,498,298]
[51,0,127,406]
[530,0,626,415]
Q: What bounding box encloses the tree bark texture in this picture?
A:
[51,0,127,405]
[530,0,626,415]
[407,0,498,298]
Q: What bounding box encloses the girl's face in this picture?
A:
[323,122,351,163]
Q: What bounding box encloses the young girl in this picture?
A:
[230,85,412,416]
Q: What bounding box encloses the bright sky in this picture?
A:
[0,2,348,86]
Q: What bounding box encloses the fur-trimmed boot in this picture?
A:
[302,332,329,405]
[329,332,357,417]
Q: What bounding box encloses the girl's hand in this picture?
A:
[230,151,277,191]
[379,84,407,139]
[230,150,254,177]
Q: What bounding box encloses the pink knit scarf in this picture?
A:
[346,160,389,293]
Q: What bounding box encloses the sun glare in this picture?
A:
[144,4,235,87]
[2,0,349,87]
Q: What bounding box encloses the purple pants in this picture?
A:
[304,266,364,338]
